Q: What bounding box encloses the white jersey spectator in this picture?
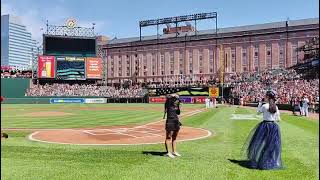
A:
[205,98,210,109]
[302,96,309,117]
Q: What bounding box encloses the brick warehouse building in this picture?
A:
[103,18,319,84]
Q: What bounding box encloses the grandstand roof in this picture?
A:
[108,18,319,45]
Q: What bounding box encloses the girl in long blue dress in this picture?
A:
[244,90,283,170]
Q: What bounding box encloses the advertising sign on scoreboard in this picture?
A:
[38,55,55,78]
[86,57,102,79]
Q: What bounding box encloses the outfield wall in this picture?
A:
[149,96,207,104]
[1,97,148,104]
[1,78,30,98]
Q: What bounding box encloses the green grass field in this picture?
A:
[1,104,319,180]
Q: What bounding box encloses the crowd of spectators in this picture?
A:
[1,70,32,78]
[230,68,319,104]
[14,67,319,104]
[25,83,148,98]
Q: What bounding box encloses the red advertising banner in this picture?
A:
[38,55,55,78]
[192,96,207,104]
[149,97,166,103]
[86,57,102,79]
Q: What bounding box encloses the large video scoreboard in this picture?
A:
[39,34,102,80]
[43,35,96,56]
[38,55,102,80]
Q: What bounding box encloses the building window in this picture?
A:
[209,49,214,65]
[152,54,156,75]
[161,53,165,71]
[291,44,298,65]
[266,46,272,68]
[267,51,271,56]
[254,46,259,68]
[209,49,214,73]
[242,48,247,66]
[199,50,203,68]
[179,50,184,74]
[189,50,193,67]
[231,48,236,72]
[279,44,285,68]
[170,52,174,73]
[143,54,147,67]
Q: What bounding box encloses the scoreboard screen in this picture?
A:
[44,35,96,56]
[56,57,86,80]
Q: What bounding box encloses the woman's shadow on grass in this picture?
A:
[228,159,255,169]
[142,151,167,156]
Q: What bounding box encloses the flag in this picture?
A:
[209,87,219,97]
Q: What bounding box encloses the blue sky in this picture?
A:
[1,0,319,41]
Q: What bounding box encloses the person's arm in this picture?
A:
[163,102,167,119]
[257,100,264,114]
[276,107,281,122]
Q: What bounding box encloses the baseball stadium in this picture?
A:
[1,11,319,180]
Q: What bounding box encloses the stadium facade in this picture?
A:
[103,18,319,83]
[1,15,37,69]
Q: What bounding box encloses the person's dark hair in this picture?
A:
[165,95,180,114]
[165,95,174,110]
[266,90,277,113]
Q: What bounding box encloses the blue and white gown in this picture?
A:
[244,102,283,170]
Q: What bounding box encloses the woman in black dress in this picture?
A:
[163,94,182,158]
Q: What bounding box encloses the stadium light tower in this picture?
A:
[139,12,218,41]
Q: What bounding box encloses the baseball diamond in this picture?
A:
[1,2,319,180]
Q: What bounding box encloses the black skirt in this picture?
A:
[165,119,181,132]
